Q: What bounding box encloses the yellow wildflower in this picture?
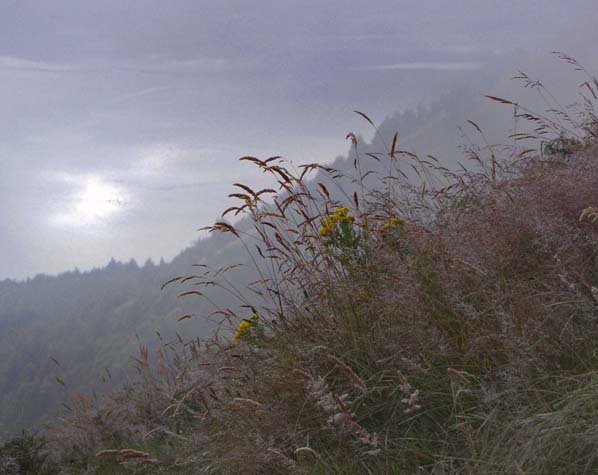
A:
[234,313,260,341]
[234,320,253,341]
[380,217,404,233]
[320,207,355,238]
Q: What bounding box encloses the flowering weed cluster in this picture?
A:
[380,217,404,234]
[319,207,356,240]
[234,313,263,342]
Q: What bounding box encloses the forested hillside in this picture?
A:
[0,231,249,439]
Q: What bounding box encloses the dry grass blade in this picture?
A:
[317,182,330,199]
[390,131,398,159]
[212,221,240,237]
[177,290,203,298]
[160,276,186,291]
[233,183,258,198]
[354,110,376,128]
[484,95,515,105]
[327,354,367,394]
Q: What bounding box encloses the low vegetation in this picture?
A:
[4,55,598,474]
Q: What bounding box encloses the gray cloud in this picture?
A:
[0,0,596,279]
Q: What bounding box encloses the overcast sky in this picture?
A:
[1,0,596,280]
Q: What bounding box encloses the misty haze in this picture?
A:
[1,1,598,474]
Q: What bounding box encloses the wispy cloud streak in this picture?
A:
[353,61,484,71]
[0,56,252,76]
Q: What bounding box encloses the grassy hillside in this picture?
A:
[4,57,598,474]
[0,79,519,440]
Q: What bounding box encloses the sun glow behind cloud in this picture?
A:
[53,175,127,228]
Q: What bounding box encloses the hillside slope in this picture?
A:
[36,88,598,474]
[0,68,531,439]
[0,231,250,439]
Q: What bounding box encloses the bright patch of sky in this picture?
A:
[51,175,126,228]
